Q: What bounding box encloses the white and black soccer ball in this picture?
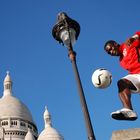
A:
[91,68,112,89]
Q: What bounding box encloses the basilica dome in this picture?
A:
[0,94,34,123]
[0,72,34,123]
[0,72,38,140]
[25,129,35,140]
[38,127,63,140]
[38,107,64,140]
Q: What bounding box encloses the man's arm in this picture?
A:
[132,31,140,39]
[125,31,140,46]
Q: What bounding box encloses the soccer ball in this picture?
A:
[91,68,112,89]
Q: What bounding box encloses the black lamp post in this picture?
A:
[52,12,96,140]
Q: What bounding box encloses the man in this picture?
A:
[104,31,140,121]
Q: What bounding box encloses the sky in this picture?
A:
[0,0,140,140]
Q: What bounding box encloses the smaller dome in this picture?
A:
[38,127,63,140]
[25,129,35,140]
[38,107,64,140]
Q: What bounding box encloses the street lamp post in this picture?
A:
[52,12,96,140]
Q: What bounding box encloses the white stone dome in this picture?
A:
[38,107,64,140]
[0,72,38,140]
[0,95,34,123]
[25,129,35,140]
[0,72,34,123]
[38,127,63,140]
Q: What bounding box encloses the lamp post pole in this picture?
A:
[52,12,96,140]
[68,46,96,140]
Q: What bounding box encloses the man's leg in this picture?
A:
[118,79,133,110]
[111,79,137,120]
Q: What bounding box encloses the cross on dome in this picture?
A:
[6,71,10,75]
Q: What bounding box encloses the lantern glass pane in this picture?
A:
[60,28,76,46]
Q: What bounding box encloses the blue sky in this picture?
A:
[0,0,140,140]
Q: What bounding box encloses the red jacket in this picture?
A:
[119,31,140,74]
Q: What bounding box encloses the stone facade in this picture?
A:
[111,128,140,140]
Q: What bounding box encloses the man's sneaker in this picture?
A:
[111,108,137,121]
